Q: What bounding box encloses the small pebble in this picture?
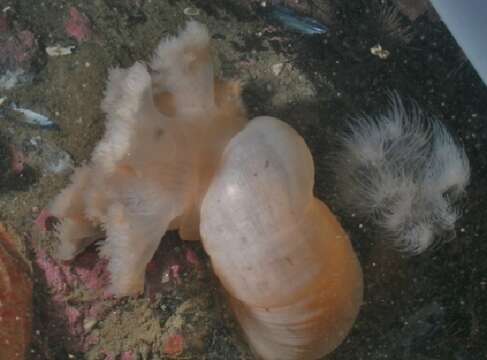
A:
[271,62,284,76]
[370,44,390,59]
[183,7,200,16]
[83,318,97,332]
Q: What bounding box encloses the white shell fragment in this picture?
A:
[183,7,200,16]
[370,44,391,59]
[0,69,26,90]
[271,62,284,76]
[46,45,76,57]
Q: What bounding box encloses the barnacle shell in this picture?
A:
[200,117,363,360]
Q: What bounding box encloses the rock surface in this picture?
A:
[0,224,32,360]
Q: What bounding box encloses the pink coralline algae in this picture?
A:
[65,305,83,335]
[33,210,204,354]
[35,248,110,299]
[13,31,34,62]
[73,251,110,292]
[34,208,54,232]
[163,334,185,356]
[64,7,92,42]
[0,22,38,89]
[144,242,203,299]
[102,351,136,360]
[35,248,75,300]
[184,247,200,267]
[169,263,182,282]
[0,29,36,71]
[34,248,111,349]
[0,15,8,33]
[120,351,137,360]
[9,144,26,174]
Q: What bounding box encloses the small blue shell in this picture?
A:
[268,6,328,35]
[10,103,59,130]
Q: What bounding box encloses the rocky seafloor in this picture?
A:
[0,0,486,359]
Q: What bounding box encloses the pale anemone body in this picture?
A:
[200,117,363,360]
[50,21,246,295]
